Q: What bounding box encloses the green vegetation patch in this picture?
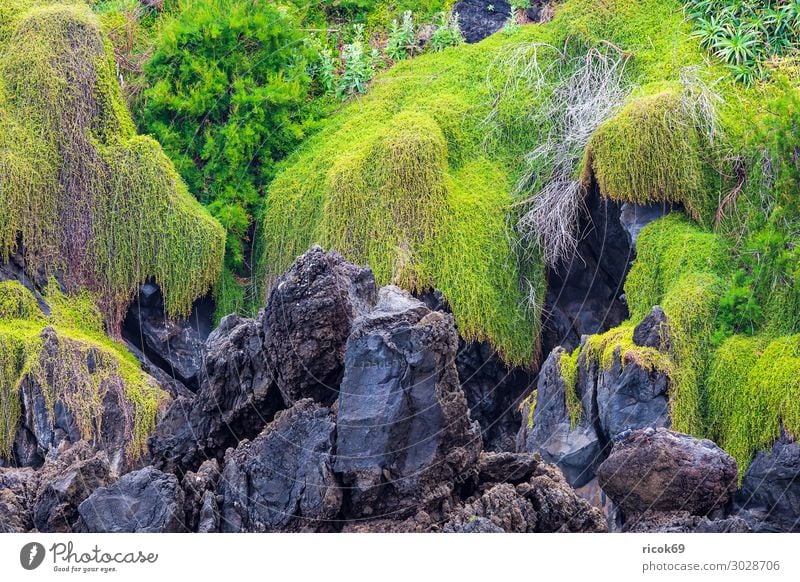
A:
[0,1,224,331]
[0,281,168,460]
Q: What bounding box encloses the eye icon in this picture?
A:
[20,542,46,570]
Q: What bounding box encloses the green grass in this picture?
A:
[0,280,167,460]
[0,1,224,332]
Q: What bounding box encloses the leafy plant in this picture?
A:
[337,26,376,97]
[511,0,532,9]
[386,10,415,60]
[428,12,464,52]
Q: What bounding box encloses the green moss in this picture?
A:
[558,347,582,428]
[0,1,224,332]
[583,89,715,223]
[0,282,167,460]
[0,281,43,321]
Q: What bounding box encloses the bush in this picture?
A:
[139,0,311,276]
[428,11,464,52]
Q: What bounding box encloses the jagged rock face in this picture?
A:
[597,428,738,517]
[13,328,145,473]
[182,459,221,533]
[518,347,605,489]
[334,286,482,518]
[218,400,340,532]
[77,466,185,533]
[148,313,283,474]
[32,442,115,533]
[736,433,800,532]
[524,462,607,532]
[542,187,631,355]
[623,510,751,533]
[263,246,377,406]
[0,466,38,532]
[122,283,212,393]
[446,483,539,533]
[520,305,671,487]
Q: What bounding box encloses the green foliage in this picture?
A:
[138,0,309,276]
[583,90,716,224]
[0,282,168,460]
[558,348,583,427]
[428,11,464,52]
[511,0,531,9]
[684,0,800,84]
[386,10,415,60]
[337,26,378,97]
[0,1,225,331]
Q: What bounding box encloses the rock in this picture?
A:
[445,483,537,532]
[122,283,211,392]
[13,327,162,473]
[542,187,631,356]
[449,516,505,533]
[263,246,377,406]
[149,313,283,474]
[619,202,671,247]
[736,433,800,532]
[78,466,185,533]
[218,400,340,532]
[32,442,115,532]
[0,467,38,532]
[453,0,511,43]
[456,339,533,451]
[182,459,220,533]
[597,428,738,516]
[334,286,482,517]
[632,306,670,350]
[340,512,439,533]
[595,344,670,441]
[525,462,608,532]
[477,451,539,485]
[623,510,750,533]
[518,347,605,488]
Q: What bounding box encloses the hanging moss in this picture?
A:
[0,1,225,332]
[583,89,715,223]
[0,282,168,460]
[0,281,44,321]
[558,347,582,428]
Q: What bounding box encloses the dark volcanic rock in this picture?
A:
[518,347,605,488]
[334,286,482,517]
[524,462,607,532]
[736,433,800,532]
[445,483,538,533]
[632,306,670,350]
[0,467,38,532]
[477,451,539,485]
[597,428,738,516]
[78,466,185,533]
[449,516,505,533]
[263,246,377,406]
[33,442,115,532]
[619,202,672,247]
[149,313,283,474]
[623,510,750,533]
[182,459,220,533]
[453,0,511,43]
[122,282,211,392]
[219,400,340,532]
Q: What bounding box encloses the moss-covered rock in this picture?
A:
[0,1,225,331]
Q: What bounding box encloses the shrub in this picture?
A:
[138,0,311,283]
[386,10,415,60]
[428,11,464,52]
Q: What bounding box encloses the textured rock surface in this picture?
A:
[219,400,340,532]
[623,510,750,533]
[525,462,607,532]
[0,466,38,532]
[182,459,221,533]
[32,442,115,533]
[263,246,377,406]
[78,466,185,533]
[453,0,511,43]
[149,313,283,473]
[619,202,671,247]
[518,347,605,488]
[334,286,481,517]
[122,282,211,392]
[445,483,538,533]
[736,433,800,532]
[597,428,737,516]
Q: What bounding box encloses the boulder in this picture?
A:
[263,246,377,406]
[453,0,511,44]
[149,313,283,473]
[78,466,185,532]
[122,282,210,392]
[518,347,605,488]
[445,483,538,533]
[623,510,750,533]
[182,459,220,533]
[334,286,482,517]
[632,306,670,350]
[32,442,115,532]
[597,428,737,516]
[449,517,505,533]
[0,467,38,532]
[736,433,800,532]
[218,400,340,532]
[476,451,539,485]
